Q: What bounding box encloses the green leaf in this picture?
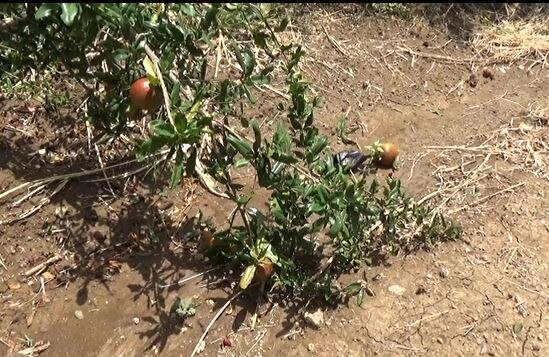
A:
[276,17,290,32]
[150,120,176,139]
[170,297,197,319]
[250,75,270,86]
[252,31,269,49]
[343,282,362,296]
[251,119,261,152]
[273,121,290,153]
[233,42,246,74]
[317,185,328,204]
[270,198,286,221]
[259,3,272,15]
[357,288,365,307]
[236,194,252,205]
[170,82,181,106]
[227,136,253,158]
[112,49,129,61]
[310,202,325,214]
[329,214,343,236]
[242,48,256,77]
[173,113,187,135]
[60,3,79,26]
[272,153,298,164]
[247,208,267,225]
[242,84,256,103]
[310,136,328,157]
[235,159,250,168]
[240,116,249,128]
[170,149,184,188]
[186,97,202,122]
[35,3,57,20]
[512,322,523,335]
[180,3,195,16]
[143,56,160,86]
[200,59,208,81]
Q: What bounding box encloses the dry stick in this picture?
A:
[191,287,255,357]
[417,186,454,205]
[503,247,518,272]
[397,45,479,64]
[214,30,223,79]
[407,152,428,181]
[392,344,424,352]
[506,279,549,299]
[12,183,47,206]
[83,162,157,183]
[254,84,290,100]
[463,323,476,336]
[0,152,165,201]
[6,179,68,224]
[24,255,62,277]
[449,182,525,214]
[425,145,490,151]
[157,265,224,289]
[437,173,489,209]
[16,341,50,356]
[245,330,267,356]
[321,24,348,56]
[0,253,7,271]
[407,310,449,328]
[0,337,16,351]
[94,143,116,196]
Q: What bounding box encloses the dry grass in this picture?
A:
[472,18,549,68]
[420,113,548,213]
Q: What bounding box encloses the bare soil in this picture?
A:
[1,6,548,357]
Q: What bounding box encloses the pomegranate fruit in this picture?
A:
[129,77,162,111]
[255,258,273,282]
[378,142,399,168]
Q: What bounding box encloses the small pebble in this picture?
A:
[74,310,84,320]
[133,317,140,325]
[437,337,443,344]
[307,343,315,352]
[468,73,478,88]
[439,267,450,278]
[482,67,495,80]
[532,344,540,352]
[388,284,406,296]
[303,309,324,328]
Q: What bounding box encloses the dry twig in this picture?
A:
[25,255,62,277]
[191,286,256,357]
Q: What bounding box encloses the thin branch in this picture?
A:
[191,286,256,357]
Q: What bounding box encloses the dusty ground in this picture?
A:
[1,5,549,357]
